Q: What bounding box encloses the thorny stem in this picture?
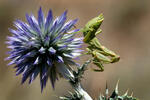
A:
[68,58,93,100]
[75,83,93,100]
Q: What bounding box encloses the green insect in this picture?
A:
[83,14,104,43]
[82,14,120,72]
[66,14,120,72]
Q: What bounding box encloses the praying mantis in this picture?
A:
[82,14,120,71]
[67,14,120,71]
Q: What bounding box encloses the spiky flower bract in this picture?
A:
[98,81,138,100]
[6,7,83,91]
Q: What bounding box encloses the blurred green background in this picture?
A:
[0,0,150,100]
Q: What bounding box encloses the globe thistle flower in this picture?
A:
[6,7,83,91]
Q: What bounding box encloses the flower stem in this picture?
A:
[68,58,93,100]
[75,83,93,100]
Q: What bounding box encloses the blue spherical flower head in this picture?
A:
[6,7,83,91]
